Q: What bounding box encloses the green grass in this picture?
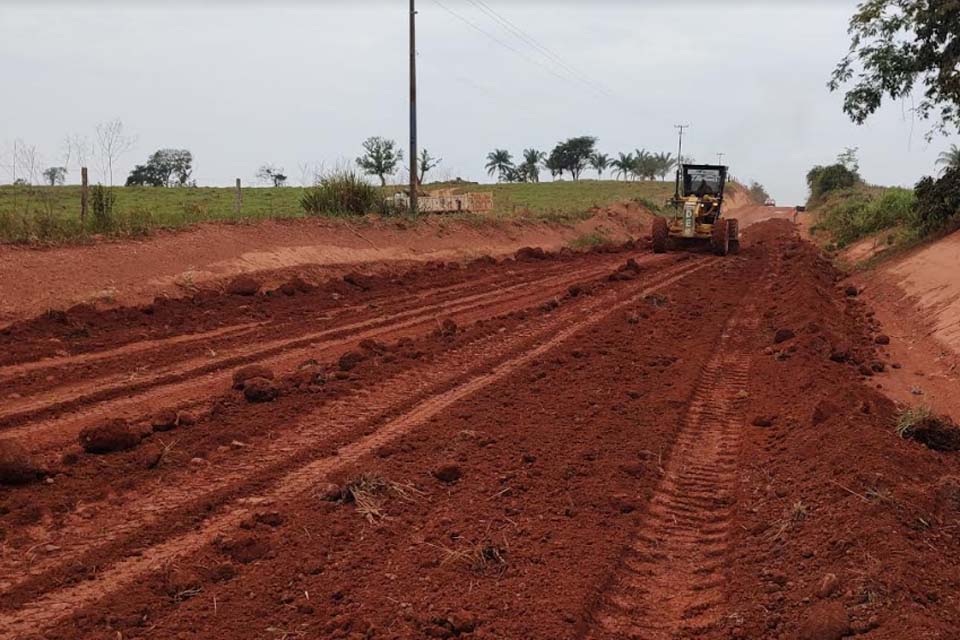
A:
[809,185,919,249]
[0,179,673,245]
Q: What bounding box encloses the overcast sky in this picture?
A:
[0,0,952,203]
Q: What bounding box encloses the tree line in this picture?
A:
[483,137,685,183]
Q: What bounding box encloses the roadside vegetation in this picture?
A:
[808,147,960,252]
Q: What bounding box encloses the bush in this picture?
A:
[816,187,917,247]
[90,184,116,231]
[807,164,860,202]
[301,170,380,216]
[914,166,960,233]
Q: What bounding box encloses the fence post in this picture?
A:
[80,167,89,222]
[234,178,242,214]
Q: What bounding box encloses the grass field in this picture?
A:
[0,180,674,245]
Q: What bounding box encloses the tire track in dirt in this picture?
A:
[0,261,563,381]
[0,258,715,638]
[582,307,758,640]
[1,256,659,456]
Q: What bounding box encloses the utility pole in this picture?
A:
[673,124,689,201]
[409,0,418,215]
[717,152,725,166]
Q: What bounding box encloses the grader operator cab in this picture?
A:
[653,164,740,256]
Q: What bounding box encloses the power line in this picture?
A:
[429,0,598,95]
[463,0,614,99]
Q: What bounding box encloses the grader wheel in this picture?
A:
[652,217,669,254]
[727,218,740,255]
[711,220,730,256]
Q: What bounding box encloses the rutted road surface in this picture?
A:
[2,223,959,640]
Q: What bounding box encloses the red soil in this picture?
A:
[0,221,957,640]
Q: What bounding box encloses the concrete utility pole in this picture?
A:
[717,152,725,166]
[409,0,418,215]
[673,124,689,200]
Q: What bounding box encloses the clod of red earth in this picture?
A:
[217,534,271,564]
[875,334,891,345]
[231,364,275,390]
[608,270,637,282]
[567,284,584,298]
[774,328,796,344]
[78,418,141,454]
[359,338,388,353]
[150,409,181,432]
[278,276,315,296]
[905,414,960,452]
[342,272,373,291]
[432,462,462,484]
[468,255,497,268]
[225,275,262,296]
[316,482,343,502]
[933,476,960,520]
[817,573,840,598]
[423,611,479,638]
[338,350,365,372]
[0,438,42,485]
[858,364,874,377]
[812,399,840,426]
[797,600,850,640]
[620,258,642,273]
[844,285,860,297]
[137,443,164,469]
[514,246,547,261]
[290,364,325,388]
[254,511,285,527]
[439,318,458,336]
[243,377,279,403]
[829,341,852,363]
[752,415,776,428]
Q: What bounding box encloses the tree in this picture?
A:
[807,163,861,201]
[125,149,193,187]
[544,153,563,180]
[485,149,514,181]
[747,180,771,204]
[837,146,860,173]
[915,166,960,231]
[589,152,610,179]
[653,152,676,180]
[521,148,545,183]
[43,166,67,186]
[95,119,135,186]
[611,152,635,181]
[356,137,402,186]
[830,1,960,138]
[549,136,596,181]
[418,149,441,184]
[936,144,960,173]
[256,164,287,187]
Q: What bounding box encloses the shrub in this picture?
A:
[301,169,380,216]
[90,184,116,231]
[816,187,917,247]
[914,166,960,233]
[807,164,860,202]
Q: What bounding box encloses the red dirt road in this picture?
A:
[1,222,959,640]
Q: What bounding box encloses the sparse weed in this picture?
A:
[342,474,421,522]
[569,231,609,250]
[433,542,507,574]
[896,405,932,439]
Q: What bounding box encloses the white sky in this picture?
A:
[0,0,952,203]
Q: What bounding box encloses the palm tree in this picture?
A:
[521,148,546,183]
[653,152,676,180]
[589,152,610,179]
[937,144,960,174]
[485,149,514,181]
[611,152,634,181]
[633,149,657,181]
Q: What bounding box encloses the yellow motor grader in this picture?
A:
[652,164,739,256]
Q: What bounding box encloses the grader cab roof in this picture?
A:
[681,164,728,198]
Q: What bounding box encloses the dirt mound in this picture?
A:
[515,246,547,261]
[225,275,261,296]
[797,601,850,640]
[232,365,275,390]
[78,419,141,454]
[242,378,279,403]
[0,439,41,484]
